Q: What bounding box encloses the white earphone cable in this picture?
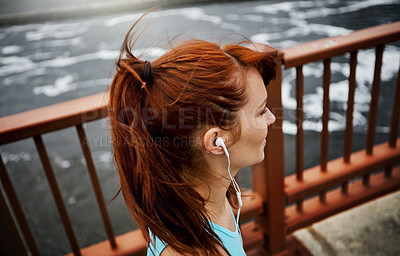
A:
[215,137,242,226]
[225,146,242,225]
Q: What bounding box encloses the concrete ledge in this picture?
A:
[294,190,400,256]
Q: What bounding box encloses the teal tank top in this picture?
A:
[147,205,246,256]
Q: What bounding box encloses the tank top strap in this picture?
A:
[228,204,241,235]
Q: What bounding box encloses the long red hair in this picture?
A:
[108,11,278,256]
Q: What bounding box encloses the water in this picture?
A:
[0,0,399,255]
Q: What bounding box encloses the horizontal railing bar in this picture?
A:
[285,139,400,204]
[0,154,40,256]
[0,92,108,146]
[285,167,400,233]
[33,135,81,256]
[64,193,264,256]
[282,21,400,68]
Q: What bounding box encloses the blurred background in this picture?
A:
[0,0,399,255]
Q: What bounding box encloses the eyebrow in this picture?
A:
[257,97,268,110]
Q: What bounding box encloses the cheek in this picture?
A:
[257,117,268,135]
[239,116,268,148]
[248,118,268,144]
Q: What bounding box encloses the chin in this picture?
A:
[253,152,265,165]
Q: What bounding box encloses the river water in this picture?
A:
[1,0,399,255]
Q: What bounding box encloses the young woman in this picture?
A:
[108,11,278,256]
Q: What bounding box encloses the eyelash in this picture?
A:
[261,104,268,115]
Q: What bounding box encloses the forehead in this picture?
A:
[244,67,267,107]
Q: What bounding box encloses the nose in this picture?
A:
[266,108,276,126]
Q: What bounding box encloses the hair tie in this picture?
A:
[142,60,153,88]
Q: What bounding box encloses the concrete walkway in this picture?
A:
[294,190,400,256]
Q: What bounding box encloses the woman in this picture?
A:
[108,10,278,256]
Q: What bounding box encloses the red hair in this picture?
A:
[108,11,278,256]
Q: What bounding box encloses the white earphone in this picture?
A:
[215,137,242,225]
[215,137,229,157]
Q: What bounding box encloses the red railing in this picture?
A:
[266,21,400,254]
[1,21,400,256]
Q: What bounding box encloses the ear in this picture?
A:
[203,128,225,155]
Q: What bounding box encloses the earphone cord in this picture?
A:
[226,155,242,225]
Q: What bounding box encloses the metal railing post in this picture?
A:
[252,55,286,254]
[76,124,117,249]
[33,135,81,256]
[0,188,27,256]
[0,154,40,256]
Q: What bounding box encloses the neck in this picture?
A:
[194,166,239,221]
